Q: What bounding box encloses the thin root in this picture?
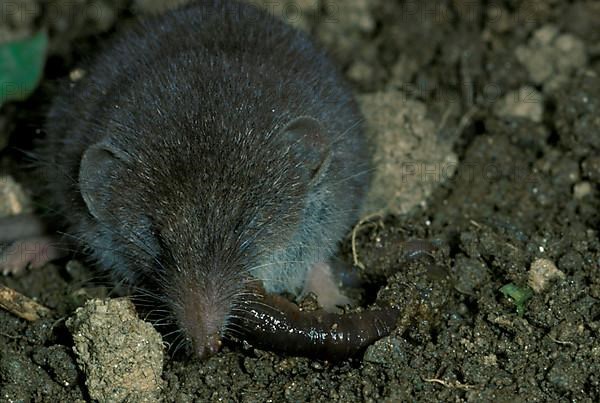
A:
[549,336,576,346]
[351,211,384,270]
[423,377,477,391]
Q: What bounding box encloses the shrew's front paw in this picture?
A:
[303,262,352,312]
[0,214,64,275]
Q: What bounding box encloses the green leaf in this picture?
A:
[500,283,533,316]
[0,31,48,107]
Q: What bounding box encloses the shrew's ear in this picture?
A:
[281,116,331,183]
[79,141,130,221]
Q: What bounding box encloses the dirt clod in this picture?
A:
[66,298,164,402]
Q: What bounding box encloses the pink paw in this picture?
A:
[1,236,62,275]
[303,262,351,312]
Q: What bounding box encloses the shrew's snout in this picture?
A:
[176,284,231,359]
[194,328,222,359]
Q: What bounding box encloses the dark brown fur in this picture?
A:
[37,0,370,356]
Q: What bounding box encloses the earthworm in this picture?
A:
[231,291,400,361]
[228,239,436,360]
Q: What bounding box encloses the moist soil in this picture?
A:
[1,0,599,401]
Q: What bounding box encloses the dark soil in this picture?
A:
[1,0,599,401]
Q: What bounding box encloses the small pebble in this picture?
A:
[573,181,592,199]
[528,258,565,293]
[494,86,544,123]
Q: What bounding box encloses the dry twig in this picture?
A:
[0,284,51,321]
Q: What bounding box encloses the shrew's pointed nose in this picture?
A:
[196,331,222,359]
